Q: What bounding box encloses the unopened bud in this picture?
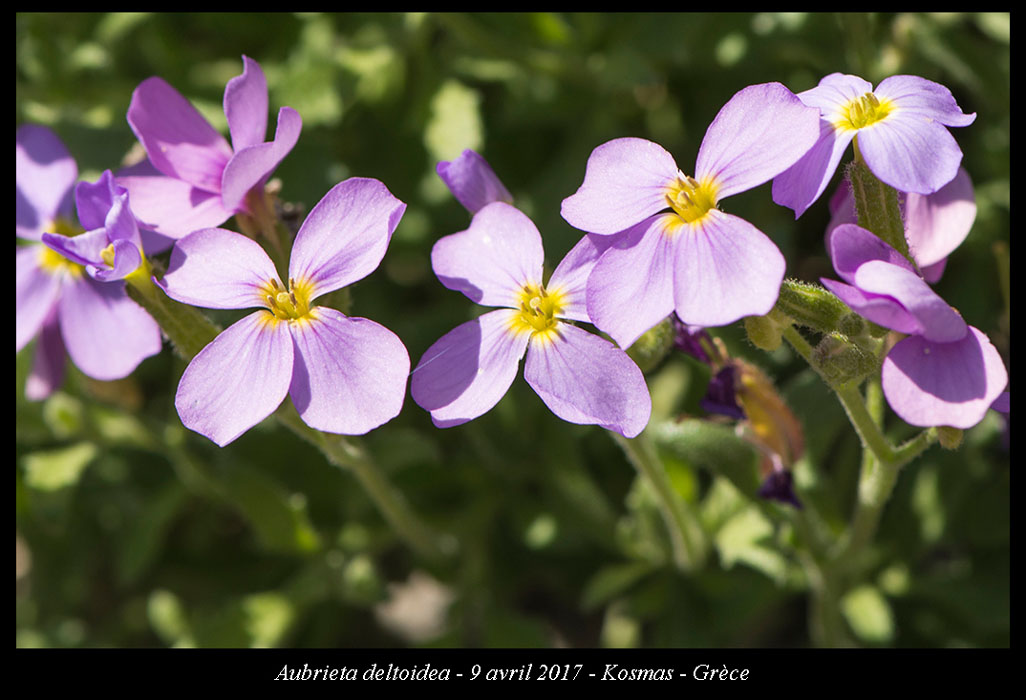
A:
[937,426,964,450]
[744,314,782,352]
[627,317,675,373]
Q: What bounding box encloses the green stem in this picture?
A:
[275,403,453,563]
[125,259,450,562]
[611,431,705,571]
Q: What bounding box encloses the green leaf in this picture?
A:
[219,466,321,555]
[424,79,482,163]
[649,419,761,499]
[22,442,97,491]
[581,562,655,611]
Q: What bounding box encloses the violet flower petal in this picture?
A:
[561,137,678,235]
[175,311,294,446]
[410,309,530,428]
[116,174,235,238]
[882,326,1007,429]
[430,201,544,308]
[127,76,232,193]
[16,245,62,352]
[288,308,410,435]
[16,124,77,241]
[75,170,120,231]
[223,55,269,153]
[289,177,406,299]
[545,233,617,323]
[585,215,677,350]
[41,228,110,269]
[672,210,785,327]
[90,239,142,283]
[819,278,921,336]
[874,75,976,128]
[523,323,651,438]
[220,106,302,213]
[25,309,66,401]
[853,260,967,342]
[436,149,514,214]
[695,82,821,200]
[905,167,975,269]
[772,119,854,219]
[57,276,162,380]
[828,223,917,282]
[857,112,965,195]
[162,227,279,310]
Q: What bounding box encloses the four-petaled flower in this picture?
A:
[161,178,410,446]
[561,82,822,348]
[16,125,162,400]
[118,55,301,239]
[821,223,1006,429]
[773,73,976,218]
[411,201,651,437]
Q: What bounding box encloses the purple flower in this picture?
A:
[826,167,976,283]
[16,125,162,400]
[773,73,976,218]
[821,223,1006,429]
[117,55,301,239]
[410,201,651,437]
[560,83,822,348]
[161,178,409,446]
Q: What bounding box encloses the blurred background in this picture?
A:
[16,12,1009,648]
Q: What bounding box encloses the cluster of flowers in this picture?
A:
[16,58,1007,454]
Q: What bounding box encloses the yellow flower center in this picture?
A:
[510,282,565,339]
[261,277,315,321]
[665,172,719,225]
[837,91,893,131]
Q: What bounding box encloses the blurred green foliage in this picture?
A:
[16,12,1009,648]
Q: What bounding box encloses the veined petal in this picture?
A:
[853,261,967,343]
[42,228,110,269]
[585,215,677,349]
[224,55,269,153]
[905,167,975,268]
[175,311,293,446]
[127,76,232,193]
[882,327,1007,429]
[798,73,875,115]
[546,233,617,323]
[672,210,785,327]
[288,308,409,435]
[873,75,976,127]
[116,173,234,238]
[289,177,405,299]
[857,114,964,195]
[820,278,921,336]
[695,82,821,200]
[431,201,543,308]
[561,137,679,235]
[16,124,77,241]
[523,324,651,437]
[163,227,280,309]
[436,149,513,214]
[58,276,162,381]
[828,223,917,282]
[25,309,66,401]
[410,309,530,428]
[220,107,302,213]
[16,245,62,352]
[772,120,854,218]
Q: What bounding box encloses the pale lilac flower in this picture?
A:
[773,73,975,218]
[822,223,1006,429]
[117,55,301,238]
[560,83,822,348]
[410,201,651,437]
[16,125,162,400]
[826,167,976,283]
[161,178,409,446]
